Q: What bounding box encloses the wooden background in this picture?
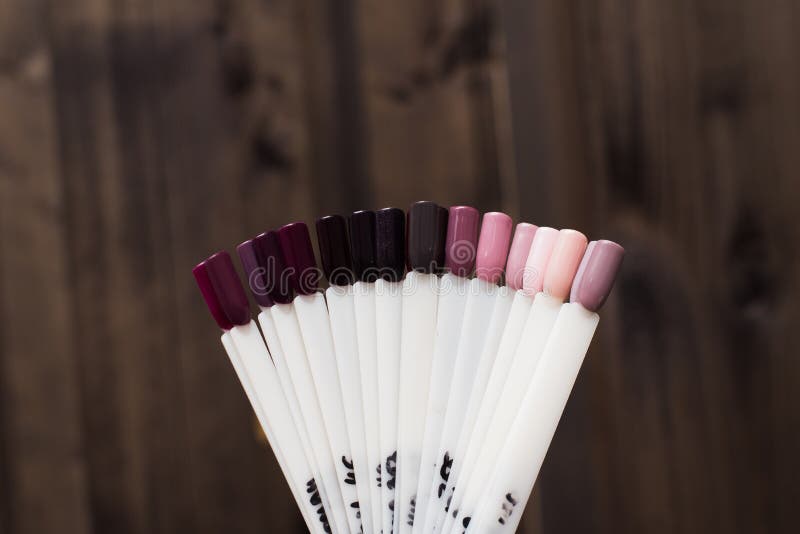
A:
[0,0,797,532]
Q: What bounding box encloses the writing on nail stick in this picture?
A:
[306,478,332,533]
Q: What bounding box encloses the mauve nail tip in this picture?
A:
[192,260,234,330]
[574,239,625,312]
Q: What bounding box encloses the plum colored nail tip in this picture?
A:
[571,239,625,312]
[317,215,355,287]
[237,239,274,308]
[278,222,320,295]
[445,206,480,277]
[253,230,294,305]
[204,250,251,326]
[350,210,378,283]
[475,211,514,284]
[375,207,406,282]
[407,201,448,274]
[192,260,234,330]
[505,223,538,291]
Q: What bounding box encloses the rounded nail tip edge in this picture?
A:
[574,239,625,312]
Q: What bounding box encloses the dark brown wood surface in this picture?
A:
[0,0,797,533]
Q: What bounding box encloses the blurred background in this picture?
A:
[0,0,798,533]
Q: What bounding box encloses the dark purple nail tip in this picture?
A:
[444,206,480,277]
[237,239,274,308]
[316,215,355,287]
[375,207,406,282]
[278,222,320,296]
[253,231,293,305]
[204,251,251,326]
[570,239,625,312]
[193,260,234,330]
[349,210,378,283]
[407,201,448,274]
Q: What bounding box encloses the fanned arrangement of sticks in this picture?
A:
[194,201,624,534]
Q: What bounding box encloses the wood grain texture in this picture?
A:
[0,0,797,533]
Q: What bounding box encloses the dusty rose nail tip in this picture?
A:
[444,206,480,277]
[475,211,513,284]
[523,226,558,295]
[193,260,234,330]
[278,222,320,296]
[505,223,538,291]
[571,239,625,312]
[543,229,588,301]
[204,251,252,326]
[237,239,274,308]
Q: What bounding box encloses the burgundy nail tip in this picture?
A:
[237,239,274,308]
[445,206,480,277]
[253,230,294,305]
[278,222,319,295]
[204,251,251,326]
[192,259,234,330]
[571,239,625,312]
[375,207,406,282]
[316,215,355,286]
[349,210,378,283]
[407,201,448,274]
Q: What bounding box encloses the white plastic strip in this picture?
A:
[395,271,439,533]
[352,281,384,533]
[426,278,498,533]
[326,285,375,534]
[375,278,403,534]
[411,273,469,533]
[294,293,362,534]
[258,309,337,533]
[430,290,532,531]
[271,302,352,534]
[220,330,321,533]
[442,292,562,534]
[466,304,599,533]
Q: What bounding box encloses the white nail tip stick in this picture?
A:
[194,256,330,533]
[413,205,479,532]
[426,222,537,534]
[442,228,588,534]
[396,201,448,534]
[466,240,624,533]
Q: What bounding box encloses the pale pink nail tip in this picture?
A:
[522,227,558,295]
[543,229,588,301]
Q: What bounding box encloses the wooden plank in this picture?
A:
[503,0,800,533]
[356,0,513,214]
[156,0,319,531]
[0,0,92,532]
